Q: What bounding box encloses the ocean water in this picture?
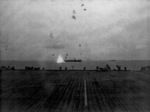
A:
[0,60,150,70]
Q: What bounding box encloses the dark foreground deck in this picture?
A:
[1,70,150,112]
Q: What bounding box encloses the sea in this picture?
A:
[0,60,150,71]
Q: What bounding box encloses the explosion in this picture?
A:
[56,54,65,63]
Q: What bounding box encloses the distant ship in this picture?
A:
[64,59,82,62]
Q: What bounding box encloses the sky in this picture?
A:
[0,0,150,61]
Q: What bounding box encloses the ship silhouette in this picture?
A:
[64,58,82,62]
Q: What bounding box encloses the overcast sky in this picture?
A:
[0,0,150,61]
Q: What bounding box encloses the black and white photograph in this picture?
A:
[0,0,150,112]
